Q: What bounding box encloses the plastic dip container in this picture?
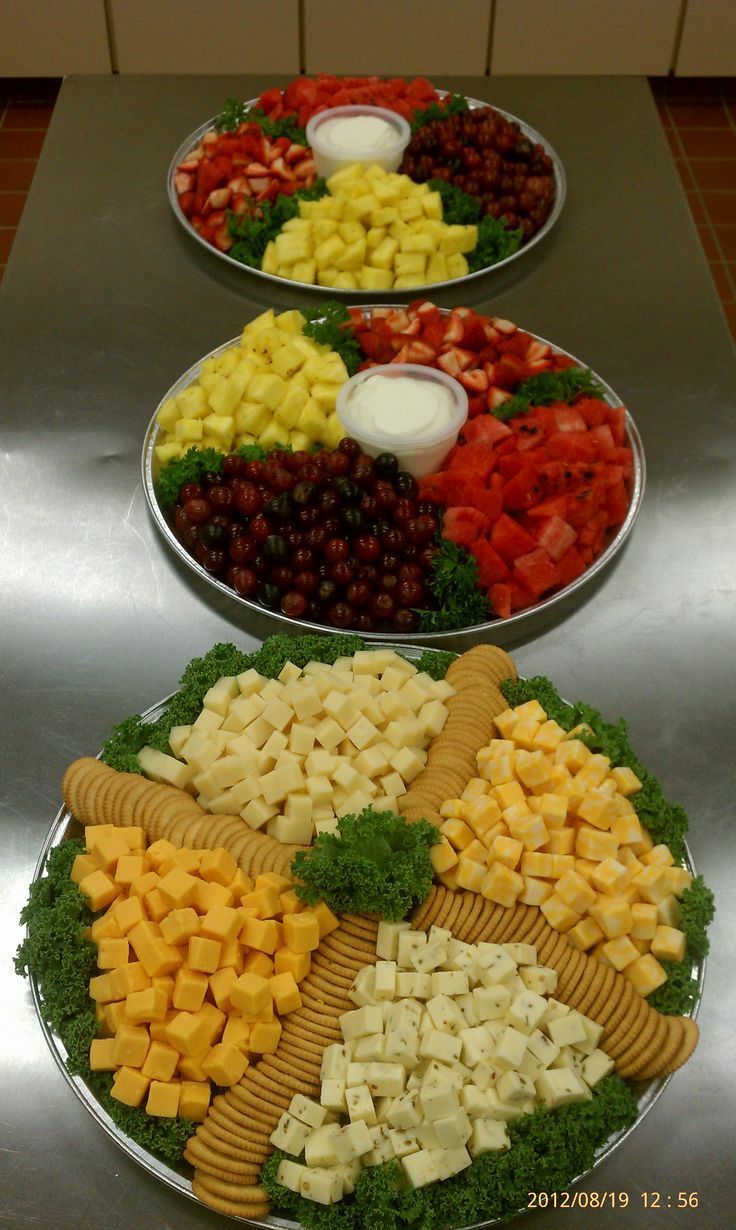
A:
[306,105,411,179]
[336,363,468,477]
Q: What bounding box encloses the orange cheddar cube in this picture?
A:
[188,935,221,974]
[546,828,575,855]
[199,846,238,886]
[145,839,177,870]
[430,838,458,874]
[200,905,242,944]
[311,900,339,939]
[142,1040,179,1082]
[142,939,183,980]
[241,885,281,919]
[650,925,686,963]
[173,967,209,1012]
[279,889,303,915]
[480,862,523,909]
[71,853,99,884]
[218,940,244,973]
[203,1043,249,1086]
[96,938,130,969]
[179,1080,211,1122]
[256,872,292,893]
[144,888,173,924]
[229,869,254,898]
[79,870,119,913]
[250,1019,282,1054]
[239,917,283,954]
[656,895,681,928]
[513,699,547,723]
[575,827,619,862]
[601,935,640,971]
[520,852,554,879]
[209,966,238,1012]
[160,848,200,875]
[111,1066,150,1108]
[90,910,124,942]
[567,916,605,951]
[146,1080,181,1118]
[269,971,302,1016]
[282,913,320,954]
[556,870,597,914]
[492,709,519,739]
[83,824,116,846]
[230,971,271,1016]
[152,975,174,1000]
[440,819,474,850]
[88,830,131,873]
[158,867,200,910]
[590,858,631,896]
[149,1010,177,1043]
[114,854,149,886]
[160,907,200,947]
[274,949,311,982]
[89,1038,118,1071]
[125,987,169,1024]
[490,835,523,870]
[166,1011,214,1057]
[222,1018,251,1052]
[109,961,151,999]
[630,902,659,940]
[113,895,147,936]
[101,1001,128,1034]
[624,953,667,997]
[113,1023,150,1067]
[540,893,581,933]
[120,826,146,850]
[196,879,234,912]
[130,871,160,900]
[589,895,633,940]
[177,1049,210,1081]
[89,972,116,1004]
[199,1001,226,1045]
[244,951,275,979]
[455,857,486,892]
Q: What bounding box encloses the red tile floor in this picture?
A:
[0,75,734,342]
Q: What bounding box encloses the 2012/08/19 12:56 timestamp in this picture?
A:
[527,1191,700,1210]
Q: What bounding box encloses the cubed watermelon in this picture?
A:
[490,514,538,563]
[473,539,510,586]
[442,506,488,548]
[512,548,560,600]
[531,515,578,562]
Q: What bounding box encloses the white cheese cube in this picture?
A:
[472,984,511,1021]
[180,732,220,773]
[401,1148,440,1188]
[203,676,239,715]
[235,667,263,697]
[289,1094,327,1129]
[492,1026,528,1071]
[397,930,428,969]
[192,707,225,734]
[518,964,558,996]
[299,1167,343,1205]
[260,762,304,805]
[269,1111,313,1156]
[418,699,449,738]
[352,1034,386,1063]
[379,770,408,799]
[469,1118,510,1157]
[419,1083,459,1122]
[456,993,479,1028]
[459,1026,495,1066]
[386,1089,422,1130]
[288,723,315,756]
[430,679,455,701]
[552,1046,585,1078]
[261,729,289,760]
[363,1063,406,1098]
[336,1159,362,1196]
[395,972,432,1000]
[333,1119,373,1162]
[352,650,389,675]
[525,1029,560,1070]
[508,990,549,1036]
[460,1085,491,1119]
[314,717,344,751]
[347,966,377,1008]
[138,747,193,790]
[259,678,281,701]
[496,1070,536,1105]
[384,1028,419,1069]
[519,1049,544,1079]
[574,1013,605,1056]
[341,1005,383,1042]
[415,1121,441,1150]
[429,1145,472,1180]
[389,1128,420,1158]
[388,748,425,783]
[276,1158,309,1193]
[428,925,453,945]
[291,684,322,721]
[399,677,430,710]
[242,716,272,748]
[314,816,339,836]
[581,1048,616,1087]
[476,944,517,984]
[354,745,390,778]
[434,1108,472,1148]
[535,1068,592,1108]
[167,724,192,757]
[323,689,355,727]
[305,775,333,806]
[410,940,447,973]
[267,813,313,845]
[430,970,469,998]
[373,960,397,1001]
[485,1089,528,1122]
[502,942,537,966]
[346,715,381,750]
[542,998,570,1022]
[471,1059,499,1092]
[277,661,302,684]
[419,1030,462,1066]
[376,920,411,961]
[426,994,466,1035]
[320,1080,347,1113]
[242,797,278,829]
[546,1011,588,1049]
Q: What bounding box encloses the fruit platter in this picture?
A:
[143,301,644,640]
[17,635,713,1228]
[167,75,565,292]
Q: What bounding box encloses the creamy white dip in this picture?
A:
[345,374,456,438]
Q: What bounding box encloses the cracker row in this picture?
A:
[411,886,698,1079]
[187,916,379,1217]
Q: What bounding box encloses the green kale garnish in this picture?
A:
[410,648,457,681]
[417,539,491,632]
[291,809,440,921]
[226,180,328,270]
[214,97,306,143]
[467,213,523,273]
[155,443,271,510]
[263,1075,638,1229]
[15,842,196,1164]
[492,367,606,421]
[303,301,362,376]
[410,94,470,132]
[501,674,713,1014]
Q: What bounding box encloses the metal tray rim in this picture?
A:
[166,93,567,294]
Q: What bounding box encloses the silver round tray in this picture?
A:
[27,649,703,1228]
[142,309,645,643]
[167,93,566,293]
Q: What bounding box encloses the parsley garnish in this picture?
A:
[226,179,328,270]
[427,179,480,225]
[492,367,606,421]
[214,98,306,143]
[418,539,491,632]
[467,213,523,272]
[302,301,362,376]
[155,443,269,509]
[411,93,470,131]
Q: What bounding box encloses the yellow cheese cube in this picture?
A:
[146,1080,181,1118]
[556,870,597,914]
[519,875,554,907]
[269,971,302,1015]
[79,870,119,913]
[456,857,486,892]
[575,828,619,862]
[274,949,311,983]
[166,1010,214,1057]
[177,1049,210,1081]
[89,909,124,943]
[601,935,640,971]
[250,1019,282,1054]
[113,855,149,888]
[143,887,172,924]
[283,912,320,954]
[567,917,605,951]
[631,865,671,905]
[199,846,238,885]
[624,953,667,997]
[244,950,275,979]
[88,972,117,1004]
[511,814,550,853]
[89,1038,118,1070]
[641,844,675,868]
[520,852,554,878]
[240,916,283,954]
[589,896,633,940]
[311,900,340,939]
[187,935,221,974]
[179,1080,211,1122]
[241,884,281,919]
[610,766,643,796]
[108,961,150,999]
[492,780,526,810]
[650,925,686,963]
[515,750,551,790]
[660,865,692,896]
[208,966,238,1012]
[113,1023,150,1067]
[540,894,581,933]
[440,819,474,850]
[546,828,576,855]
[576,790,617,831]
[172,967,208,1012]
[157,868,199,910]
[537,793,569,829]
[96,937,130,969]
[230,972,271,1016]
[111,1066,150,1108]
[481,862,524,908]
[203,1043,249,1087]
[630,902,658,939]
[590,858,631,896]
[222,1017,251,1052]
[125,987,169,1024]
[71,852,99,884]
[142,1040,179,1082]
[610,811,643,845]
[491,835,524,870]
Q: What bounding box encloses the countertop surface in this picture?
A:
[1,75,734,1229]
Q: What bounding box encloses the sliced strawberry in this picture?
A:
[174,171,195,194]
[459,369,489,393]
[178,191,196,216]
[285,143,308,163]
[526,339,552,363]
[436,350,463,378]
[270,156,295,181]
[207,187,231,210]
[404,340,437,364]
[244,162,270,177]
[461,317,490,351]
[420,318,447,350]
[248,177,271,194]
[213,224,234,253]
[385,309,411,334]
[488,388,513,410]
[492,317,517,335]
[442,315,465,344]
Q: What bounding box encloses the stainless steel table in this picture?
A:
[1,75,734,1230]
